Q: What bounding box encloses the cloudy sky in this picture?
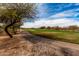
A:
[21,3,79,28]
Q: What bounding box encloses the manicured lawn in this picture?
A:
[24,28,79,44]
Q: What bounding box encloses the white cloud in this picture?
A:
[21,7,79,28]
[49,8,79,19]
[74,3,79,6]
[21,18,79,28]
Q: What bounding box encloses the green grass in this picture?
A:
[23,28,79,44]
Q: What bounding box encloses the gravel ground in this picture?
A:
[0,32,79,56]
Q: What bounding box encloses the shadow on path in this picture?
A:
[0,31,79,55]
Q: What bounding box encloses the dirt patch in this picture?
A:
[0,32,79,56]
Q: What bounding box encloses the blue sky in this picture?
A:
[22,3,79,28]
[37,3,79,19]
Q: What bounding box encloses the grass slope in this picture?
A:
[24,28,79,44]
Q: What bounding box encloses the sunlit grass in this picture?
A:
[24,28,79,44]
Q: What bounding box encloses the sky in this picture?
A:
[21,3,79,28]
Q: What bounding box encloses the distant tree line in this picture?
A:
[40,25,79,31]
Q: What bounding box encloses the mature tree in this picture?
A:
[68,25,79,30]
[0,3,37,38]
[40,26,46,29]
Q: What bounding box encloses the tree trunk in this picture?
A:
[5,20,16,38]
[12,25,16,34]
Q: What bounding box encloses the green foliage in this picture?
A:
[0,3,37,37]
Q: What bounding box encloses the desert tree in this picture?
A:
[0,3,37,38]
